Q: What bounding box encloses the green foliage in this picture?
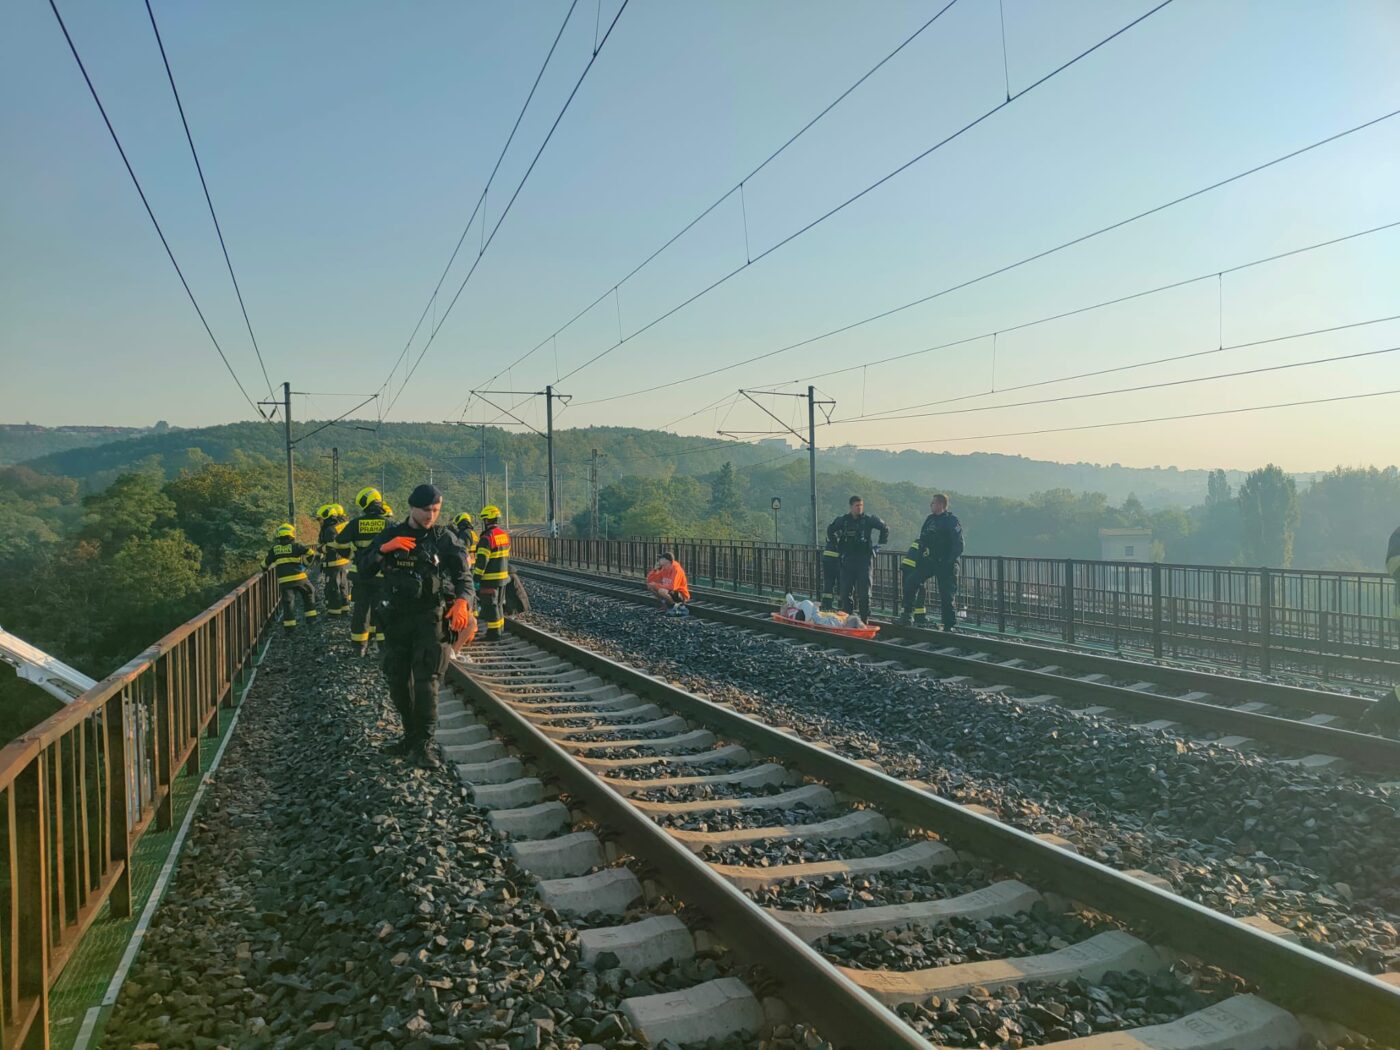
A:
[1237,464,1300,567]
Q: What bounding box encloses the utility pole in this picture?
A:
[590,448,605,539]
[468,387,570,536]
[331,446,339,504]
[280,382,295,522]
[478,427,487,509]
[807,385,819,548]
[721,386,834,549]
[503,461,510,526]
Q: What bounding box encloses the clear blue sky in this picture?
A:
[3,0,1397,472]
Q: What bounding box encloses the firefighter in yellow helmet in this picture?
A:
[317,503,353,616]
[264,523,318,629]
[340,487,392,654]
[451,511,478,551]
[473,505,511,640]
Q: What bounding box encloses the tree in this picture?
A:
[1206,468,1232,506]
[709,462,740,512]
[1237,464,1299,566]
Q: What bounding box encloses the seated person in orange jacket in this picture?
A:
[645,552,690,615]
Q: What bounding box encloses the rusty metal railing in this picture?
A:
[516,536,1399,685]
[0,570,278,1049]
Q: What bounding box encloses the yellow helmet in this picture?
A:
[453,511,474,528]
[381,502,393,515]
[329,503,346,517]
[480,505,501,521]
[315,503,333,519]
[356,487,382,510]
[275,523,295,538]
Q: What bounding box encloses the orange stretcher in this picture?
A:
[769,611,881,639]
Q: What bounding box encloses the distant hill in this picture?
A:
[822,445,1320,509]
[16,419,1299,510]
[0,423,158,465]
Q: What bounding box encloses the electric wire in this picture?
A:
[574,107,1400,408]
[46,0,268,422]
[826,312,1400,423]
[554,0,1177,388]
[378,0,583,410]
[472,0,965,397]
[143,0,276,404]
[819,338,1400,426]
[382,0,631,418]
[861,388,1400,447]
[292,394,380,446]
[766,218,1400,393]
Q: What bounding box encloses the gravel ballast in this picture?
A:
[525,582,1400,975]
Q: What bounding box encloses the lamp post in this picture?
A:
[771,496,782,543]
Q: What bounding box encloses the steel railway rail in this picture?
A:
[517,560,1400,774]
[443,624,1400,1049]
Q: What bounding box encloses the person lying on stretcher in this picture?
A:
[780,594,865,630]
[646,552,690,616]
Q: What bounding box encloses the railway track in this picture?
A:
[517,561,1400,775]
[442,622,1400,1049]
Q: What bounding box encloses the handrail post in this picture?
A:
[1063,558,1076,644]
[15,757,52,1041]
[106,691,134,918]
[1260,567,1273,674]
[996,556,1007,633]
[1150,562,1164,659]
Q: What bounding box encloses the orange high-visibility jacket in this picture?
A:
[647,561,690,601]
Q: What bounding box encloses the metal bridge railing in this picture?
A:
[0,570,278,1049]
[516,536,1399,685]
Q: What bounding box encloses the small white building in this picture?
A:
[1099,527,1153,562]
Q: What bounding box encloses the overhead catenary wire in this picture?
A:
[819,338,1400,426]
[143,0,276,405]
[826,312,1400,422]
[575,107,1400,409]
[554,0,1177,388]
[471,0,966,398]
[382,0,632,419]
[764,218,1400,393]
[45,0,269,423]
[860,388,1400,447]
[291,393,379,446]
[377,0,583,409]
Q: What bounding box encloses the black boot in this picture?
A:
[894,612,911,626]
[414,740,442,769]
[382,736,413,756]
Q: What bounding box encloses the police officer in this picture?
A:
[264,523,318,629]
[317,503,353,617]
[832,495,889,622]
[896,493,964,630]
[474,505,511,640]
[819,516,843,611]
[341,487,393,655]
[361,484,472,768]
[1361,523,1400,736]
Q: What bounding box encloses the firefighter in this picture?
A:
[819,516,843,610]
[317,503,353,616]
[831,495,889,622]
[264,523,318,630]
[473,505,511,641]
[451,511,478,552]
[341,486,393,655]
[1360,523,1400,736]
[361,484,472,768]
[896,493,965,630]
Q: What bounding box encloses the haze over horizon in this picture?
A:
[3,1,1398,474]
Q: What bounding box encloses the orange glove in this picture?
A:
[380,535,417,553]
[448,597,471,632]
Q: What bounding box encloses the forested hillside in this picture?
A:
[0,422,154,464]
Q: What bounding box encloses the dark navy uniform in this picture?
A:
[831,511,889,621]
[318,512,352,615]
[362,521,471,753]
[341,501,391,648]
[900,511,964,629]
[264,539,318,629]
[820,516,843,610]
